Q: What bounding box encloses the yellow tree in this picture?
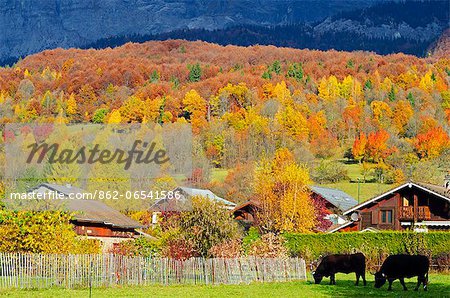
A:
[340,75,354,100]
[371,100,392,127]
[254,148,315,233]
[352,132,367,163]
[107,110,122,124]
[392,100,414,134]
[318,77,330,101]
[119,96,145,123]
[66,93,77,116]
[272,81,292,104]
[183,89,207,134]
[328,75,340,100]
[419,70,435,93]
[275,105,309,141]
[381,77,393,93]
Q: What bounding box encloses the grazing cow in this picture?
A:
[374,254,429,291]
[312,253,366,285]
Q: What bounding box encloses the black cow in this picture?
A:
[374,254,429,291]
[312,253,366,285]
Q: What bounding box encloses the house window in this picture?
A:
[402,197,409,206]
[380,210,393,224]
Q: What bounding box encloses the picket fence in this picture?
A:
[0,253,307,289]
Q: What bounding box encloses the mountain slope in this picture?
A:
[87,0,448,57]
[0,0,378,64]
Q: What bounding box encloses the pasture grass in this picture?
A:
[210,168,229,183]
[320,181,393,203]
[1,273,449,298]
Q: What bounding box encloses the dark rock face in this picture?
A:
[0,0,377,62]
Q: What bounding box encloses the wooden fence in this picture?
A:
[0,253,307,289]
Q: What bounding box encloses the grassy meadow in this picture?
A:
[1,274,449,298]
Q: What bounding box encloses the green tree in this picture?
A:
[150,70,160,83]
[188,63,202,82]
[92,108,109,124]
[270,60,281,75]
[407,92,415,106]
[388,86,396,102]
[286,63,303,81]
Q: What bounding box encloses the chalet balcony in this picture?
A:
[398,206,431,221]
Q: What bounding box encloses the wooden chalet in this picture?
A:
[232,200,260,225]
[329,181,450,233]
[29,183,144,250]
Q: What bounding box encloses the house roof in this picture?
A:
[343,181,450,216]
[29,183,143,229]
[150,186,236,211]
[311,186,358,212]
[232,200,260,212]
[177,186,237,207]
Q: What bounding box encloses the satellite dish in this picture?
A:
[350,212,360,222]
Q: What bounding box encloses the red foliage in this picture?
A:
[311,194,333,232]
[163,238,199,260]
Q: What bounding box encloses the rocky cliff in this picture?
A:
[0,0,378,63]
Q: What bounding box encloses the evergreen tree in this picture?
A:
[188,63,202,82]
[388,86,396,102]
[286,63,303,81]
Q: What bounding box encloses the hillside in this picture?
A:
[430,29,450,58]
[0,40,449,204]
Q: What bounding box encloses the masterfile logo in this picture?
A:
[3,122,192,187]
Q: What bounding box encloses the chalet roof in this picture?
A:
[150,187,236,211]
[343,181,450,216]
[232,200,260,213]
[311,186,358,212]
[415,182,450,199]
[177,187,237,207]
[29,183,143,229]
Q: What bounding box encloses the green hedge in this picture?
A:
[283,232,450,267]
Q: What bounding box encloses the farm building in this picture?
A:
[232,186,357,229]
[28,183,144,251]
[329,181,450,233]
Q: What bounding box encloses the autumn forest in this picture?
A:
[0,40,449,233]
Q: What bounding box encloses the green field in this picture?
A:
[321,181,393,203]
[321,162,395,201]
[1,274,449,298]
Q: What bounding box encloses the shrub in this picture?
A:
[162,238,198,260]
[433,252,450,272]
[248,233,288,258]
[312,160,348,183]
[242,227,261,254]
[284,232,450,270]
[209,239,243,258]
[180,196,241,256]
[110,237,161,257]
[0,210,101,254]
